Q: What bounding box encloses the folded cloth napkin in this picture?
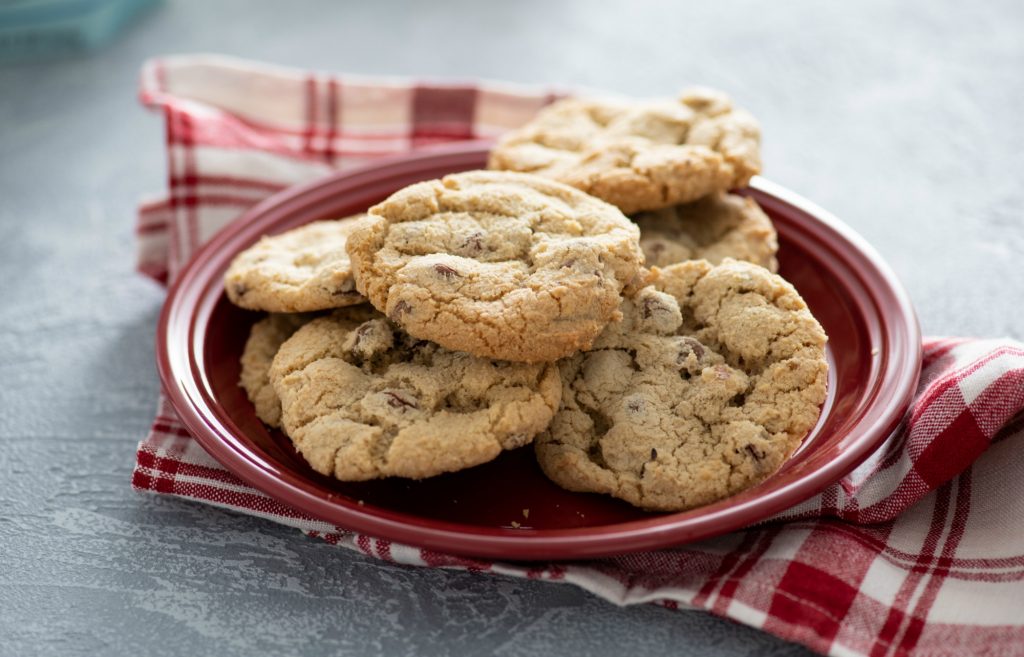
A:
[132,55,1024,657]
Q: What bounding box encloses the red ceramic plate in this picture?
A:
[158,143,921,560]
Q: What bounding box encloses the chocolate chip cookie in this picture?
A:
[225,216,368,312]
[269,313,562,480]
[636,192,778,271]
[239,305,379,427]
[534,259,828,511]
[345,170,646,363]
[488,88,761,214]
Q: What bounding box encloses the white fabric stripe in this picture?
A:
[829,643,868,657]
[724,599,769,630]
[946,339,1003,371]
[169,145,330,185]
[169,183,274,201]
[387,542,427,566]
[134,468,279,499]
[959,349,1024,405]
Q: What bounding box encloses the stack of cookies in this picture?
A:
[224,87,828,513]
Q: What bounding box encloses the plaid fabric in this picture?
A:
[133,55,1024,657]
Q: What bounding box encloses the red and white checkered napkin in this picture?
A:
[133,55,1024,657]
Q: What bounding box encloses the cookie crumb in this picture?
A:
[357,499,365,506]
[871,347,880,356]
[522,508,530,519]
[510,521,521,528]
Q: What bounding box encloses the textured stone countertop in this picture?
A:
[1,1,1021,655]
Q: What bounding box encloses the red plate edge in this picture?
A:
[156,142,922,560]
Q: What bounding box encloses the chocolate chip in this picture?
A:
[350,322,375,351]
[676,337,706,365]
[461,232,484,254]
[743,444,765,461]
[434,264,460,279]
[627,398,644,412]
[389,300,411,321]
[560,258,576,269]
[383,391,417,410]
[641,296,665,319]
[233,283,248,297]
[650,448,658,460]
[683,337,705,360]
[649,241,666,254]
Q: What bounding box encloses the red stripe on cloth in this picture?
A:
[692,532,762,607]
[768,561,860,645]
[915,408,984,489]
[868,484,952,657]
[181,111,324,160]
[181,112,201,257]
[149,422,193,438]
[712,527,785,614]
[896,471,974,655]
[141,453,250,488]
[303,76,319,158]
[376,539,394,562]
[132,469,176,494]
[324,78,340,165]
[135,447,180,478]
[411,85,478,144]
[136,222,168,236]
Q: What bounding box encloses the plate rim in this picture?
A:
[155,142,922,560]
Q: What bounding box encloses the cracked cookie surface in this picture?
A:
[488,88,761,214]
[225,216,368,312]
[346,170,645,363]
[635,192,778,271]
[269,313,562,480]
[239,306,379,427]
[534,259,828,511]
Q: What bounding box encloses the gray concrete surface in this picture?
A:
[1,1,1022,655]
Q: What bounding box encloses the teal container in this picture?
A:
[0,0,160,61]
